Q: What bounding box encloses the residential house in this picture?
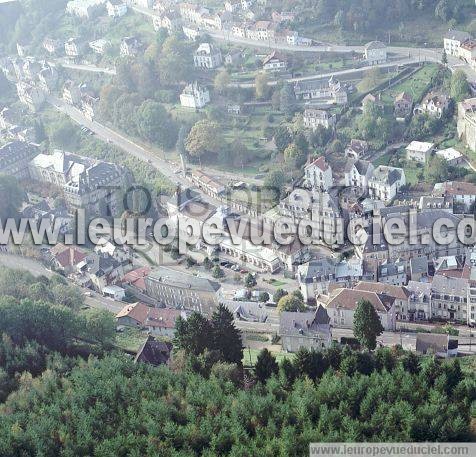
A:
[16,81,45,112]
[64,37,86,58]
[415,333,458,358]
[89,39,111,54]
[458,39,476,65]
[95,237,132,263]
[444,30,471,57]
[116,302,185,337]
[435,147,464,166]
[120,36,141,57]
[325,287,397,331]
[406,281,432,321]
[262,51,287,71]
[193,42,223,69]
[246,21,275,41]
[368,166,406,203]
[405,141,434,164]
[134,336,173,366]
[457,97,476,152]
[409,256,429,282]
[414,92,450,118]
[294,77,348,105]
[344,158,374,191]
[378,259,407,285]
[303,109,336,131]
[345,139,369,159]
[298,257,365,301]
[354,281,411,321]
[279,306,332,353]
[433,181,476,211]
[224,1,241,13]
[120,266,151,295]
[431,273,469,323]
[364,41,387,65]
[180,81,210,108]
[272,11,296,23]
[103,285,126,300]
[38,64,59,94]
[106,0,127,17]
[43,38,61,55]
[304,156,334,191]
[0,141,39,179]
[79,252,128,292]
[190,169,225,197]
[153,11,182,33]
[63,80,82,106]
[66,0,106,18]
[145,266,221,316]
[50,243,87,274]
[82,94,99,121]
[394,92,413,118]
[182,25,202,41]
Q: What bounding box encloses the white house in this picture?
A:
[262,51,288,71]
[344,158,374,190]
[303,109,336,131]
[325,288,397,331]
[414,92,450,118]
[368,165,406,203]
[89,39,111,54]
[180,82,210,109]
[304,156,334,191]
[444,30,471,57]
[106,0,127,17]
[364,41,387,65]
[193,43,223,69]
[406,141,434,164]
[435,147,464,166]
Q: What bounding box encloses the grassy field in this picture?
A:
[380,64,439,105]
[242,348,293,367]
[115,327,149,353]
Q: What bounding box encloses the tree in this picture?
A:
[212,265,225,279]
[244,273,257,288]
[48,117,80,150]
[255,72,269,100]
[254,349,278,383]
[264,170,287,203]
[0,175,23,221]
[277,294,306,313]
[214,69,230,94]
[211,304,243,364]
[442,49,448,66]
[283,143,306,167]
[135,100,178,149]
[424,155,449,183]
[174,312,213,356]
[450,70,470,103]
[185,120,222,160]
[274,289,288,303]
[81,309,116,346]
[280,83,295,116]
[273,126,293,153]
[258,292,270,303]
[310,125,333,148]
[435,0,451,22]
[353,299,384,351]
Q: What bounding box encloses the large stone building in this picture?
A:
[0,141,39,179]
[145,267,221,317]
[457,97,476,152]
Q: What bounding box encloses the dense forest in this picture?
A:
[0,267,474,455]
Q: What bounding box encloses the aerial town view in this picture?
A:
[0,0,476,455]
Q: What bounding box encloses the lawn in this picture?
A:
[380,64,439,105]
[242,348,293,367]
[115,327,148,353]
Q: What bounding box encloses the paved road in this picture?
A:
[47,96,228,208]
[0,253,124,313]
